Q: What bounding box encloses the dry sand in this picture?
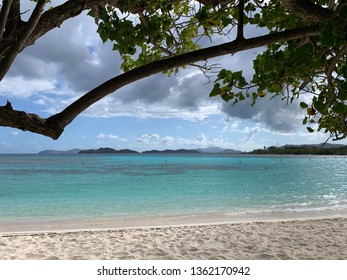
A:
[1,217,347,260]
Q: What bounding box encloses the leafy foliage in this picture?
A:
[90,0,347,141]
[207,0,347,140]
[91,1,241,74]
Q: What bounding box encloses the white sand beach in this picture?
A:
[1,217,347,260]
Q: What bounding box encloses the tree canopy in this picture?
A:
[0,0,346,140]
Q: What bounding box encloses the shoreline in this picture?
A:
[1,209,347,234]
[1,216,347,259]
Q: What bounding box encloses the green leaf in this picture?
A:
[300,102,308,109]
[209,83,221,97]
[332,103,347,114]
[307,127,314,133]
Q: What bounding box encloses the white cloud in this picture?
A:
[97,133,119,139]
[243,126,261,141]
[9,131,20,138]
[136,134,160,143]
[0,77,56,98]
[161,136,175,144]
[195,133,207,143]
[96,133,127,142]
[133,132,234,150]
[221,117,240,132]
[34,99,47,105]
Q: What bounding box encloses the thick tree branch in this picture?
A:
[0,0,47,80]
[0,0,22,59]
[0,101,63,139]
[0,25,320,139]
[0,0,13,39]
[46,25,319,138]
[4,0,21,33]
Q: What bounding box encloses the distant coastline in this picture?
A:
[37,143,347,155]
[249,143,347,155]
[39,147,242,155]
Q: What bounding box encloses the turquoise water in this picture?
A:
[0,154,347,223]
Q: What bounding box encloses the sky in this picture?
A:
[0,1,345,153]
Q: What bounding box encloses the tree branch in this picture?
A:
[327,45,347,95]
[0,101,63,139]
[12,0,229,53]
[236,0,244,39]
[25,0,180,49]
[4,0,21,34]
[0,0,13,39]
[0,21,320,139]
[0,0,47,81]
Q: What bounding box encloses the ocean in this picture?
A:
[1,154,347,227]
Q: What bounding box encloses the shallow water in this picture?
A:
[1,154,347,223]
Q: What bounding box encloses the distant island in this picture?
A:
[79,147,242,154]
[79,148,139,154]
[38,146,242,155]
[250,143,347,155]
[38,148,82,155]
[38,143,347,155]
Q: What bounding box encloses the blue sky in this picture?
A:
[0,1,345,153]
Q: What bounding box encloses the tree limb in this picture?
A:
[0,24,319,139]
[236,0,244,39]
[327,45,347,95]
[0,0,13,39]
[0,0,47,81]
[6,0,230,54]
[4,0,21,34]
[0,101,63,139]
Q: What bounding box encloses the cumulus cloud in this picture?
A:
[136,134,160,143]
[7,9,121,95]
[97,133,119,139]
[161,136,175,144]
[0,77,57,98]
[133,132,234,150]
[96,133,127,142]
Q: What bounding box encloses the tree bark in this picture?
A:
[0,0,14,39]
[0,0,47,80]
[0,102,63,139]
[280,0,333,22]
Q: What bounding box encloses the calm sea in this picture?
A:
[1,154,347,225]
